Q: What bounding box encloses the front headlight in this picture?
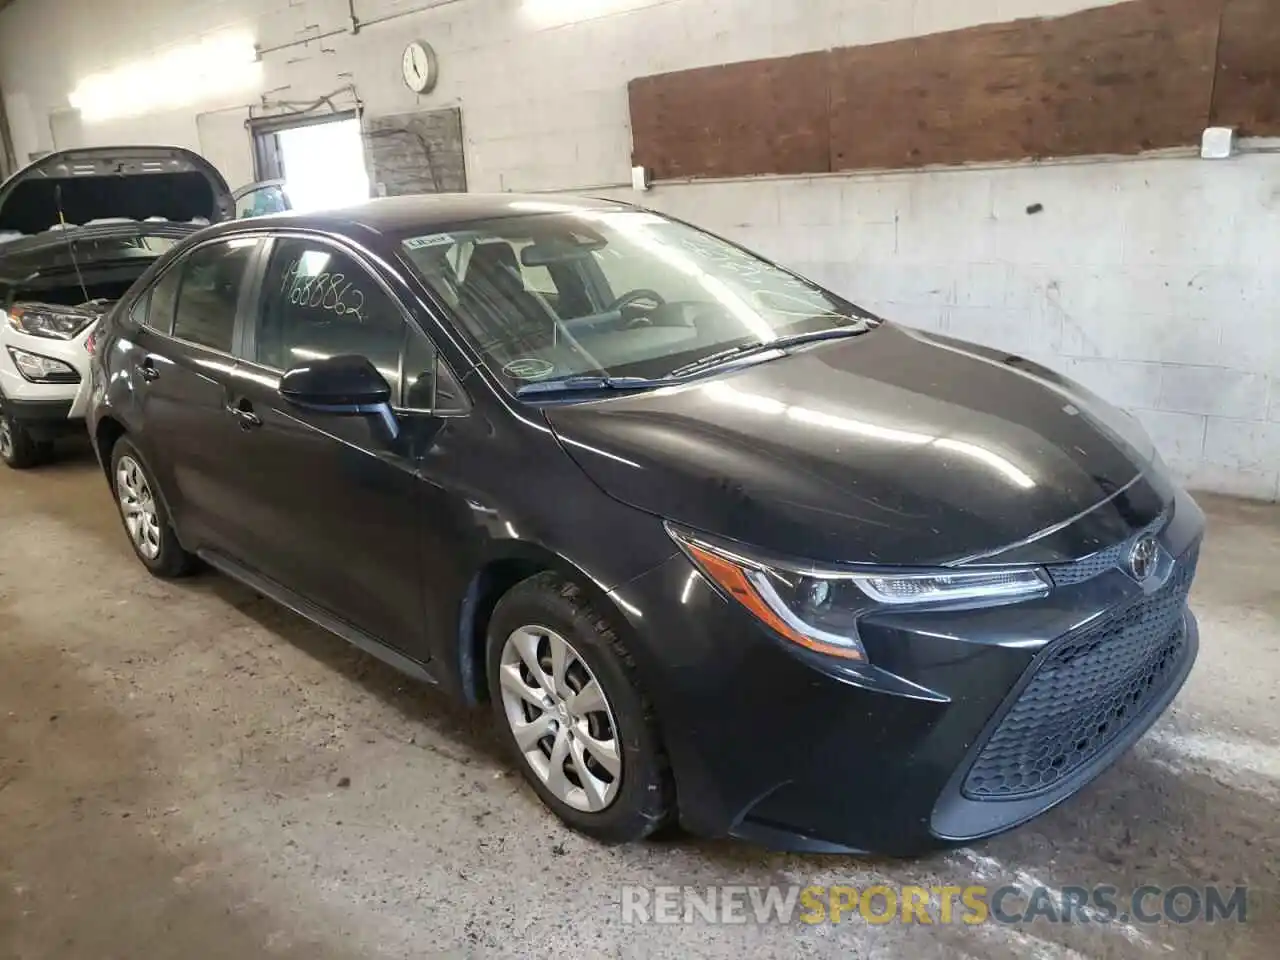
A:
[4,304,96,340]
[669,527,1049,662]
[6,346,81,383]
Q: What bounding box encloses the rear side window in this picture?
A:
[171,239,257,352]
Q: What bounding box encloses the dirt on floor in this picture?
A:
[1,444,1277,959]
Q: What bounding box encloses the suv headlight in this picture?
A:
[668,526,1049,662]
[4,304,96,340]
[6,346,81,383]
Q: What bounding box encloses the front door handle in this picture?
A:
[225,399,263,430]
[137,358,160,382]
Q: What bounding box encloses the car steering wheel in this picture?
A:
[608,289,666,326]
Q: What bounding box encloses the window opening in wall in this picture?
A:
[251,116,369,215]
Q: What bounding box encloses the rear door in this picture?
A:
[131,236,262,553]
[221,234,438,658]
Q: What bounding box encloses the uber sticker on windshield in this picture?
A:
[404,233,456,250]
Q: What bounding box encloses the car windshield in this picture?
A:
[398,207,875,392]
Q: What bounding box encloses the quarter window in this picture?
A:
[171,239,257,352]
[147,264,182,334]
[128,290,152,329]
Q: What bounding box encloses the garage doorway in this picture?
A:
[248,114,370,215]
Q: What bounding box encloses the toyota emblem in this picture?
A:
[1128,536,1160,582]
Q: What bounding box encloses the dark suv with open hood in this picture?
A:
[0,147,231,467]
[88,195,1203,854]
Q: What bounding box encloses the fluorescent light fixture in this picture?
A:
[522,0,639,27]
[69,32,261,122]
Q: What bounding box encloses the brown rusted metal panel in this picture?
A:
[628,51,831,180]
[627,1,1229,180]
[1211,0,1280,135]
[829,0,1221,171]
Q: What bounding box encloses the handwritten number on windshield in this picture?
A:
[280,257,366,322]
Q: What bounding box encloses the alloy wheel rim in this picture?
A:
[116,456,162,560]
[498,625,622,812]
[0,417,12,461]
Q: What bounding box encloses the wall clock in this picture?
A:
[402,40,438,94]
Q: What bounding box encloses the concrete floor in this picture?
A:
[1,444,1277,960]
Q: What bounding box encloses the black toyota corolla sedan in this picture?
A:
[88,195,1203,854]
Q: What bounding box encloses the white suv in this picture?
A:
[0,299,108,466]
[0,147,233,468]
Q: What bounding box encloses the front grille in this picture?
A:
[963,546,1198,800]
[1045,510,1169,588]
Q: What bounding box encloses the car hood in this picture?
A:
[542,324,1161,566]
[0,147,231,236]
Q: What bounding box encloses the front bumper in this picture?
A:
[610,483,1204,855]
[2,398,77,439]
[0,326,95,422]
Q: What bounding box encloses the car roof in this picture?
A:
[220,193,636,241]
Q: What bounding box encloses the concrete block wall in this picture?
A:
[1,0,1276,498]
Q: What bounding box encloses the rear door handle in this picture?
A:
[225,399,263,430]
[137,358,160,382]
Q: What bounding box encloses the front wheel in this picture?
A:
[487,572,673,843]
[110,438,198,578]
[0,410,50,469]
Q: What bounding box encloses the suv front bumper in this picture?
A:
[0,326,95,431]
[1,397,79,440]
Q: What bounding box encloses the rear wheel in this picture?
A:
[0,410,48,470]
[487,572,673,843]
[110,438,198,578]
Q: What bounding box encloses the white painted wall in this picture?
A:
[1,0,1276,498]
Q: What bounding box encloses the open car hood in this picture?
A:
[0,146,231,235]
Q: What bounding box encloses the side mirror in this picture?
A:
[279,354,391,412]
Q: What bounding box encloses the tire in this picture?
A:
[487,571,673,843]
[109,437,198,578]
[0,409,48,469]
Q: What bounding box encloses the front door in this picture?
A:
[132,237,260,553]
[222,235,433,659]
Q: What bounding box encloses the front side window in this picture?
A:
[254,238,408,398]
[399,207,873,393]
[171,239,257,352]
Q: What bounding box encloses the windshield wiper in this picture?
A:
[667,322,872,379]
[515,375,668,397]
